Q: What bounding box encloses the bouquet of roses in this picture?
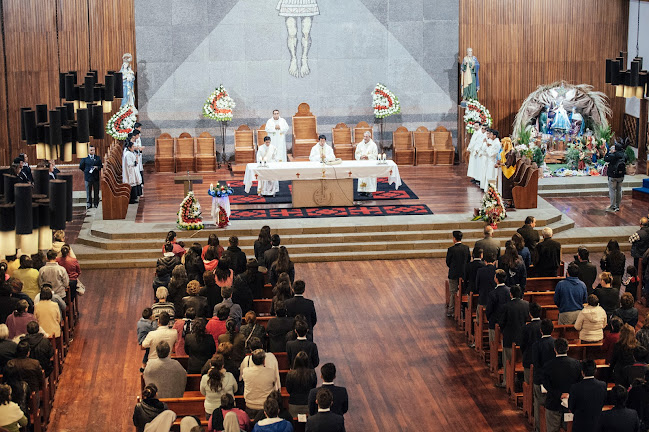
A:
[208,182,234,198]
[203,85,235,121]
[372,83,401,119]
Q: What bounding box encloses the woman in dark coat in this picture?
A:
[184,318,217,374]
[601,239,626,289]
[132,384,167,432]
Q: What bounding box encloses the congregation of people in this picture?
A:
[133,227,348,432]
[445,215,649,432]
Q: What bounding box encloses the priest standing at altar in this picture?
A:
[265,110,290,162]
[309,135,335,163]
[355,131,379,196]
[256,136,280,197]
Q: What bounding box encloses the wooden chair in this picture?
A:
[234,125,255,165]
[413,126,433,165]
[512,167,540,209]
[291,103,318,158]
[175,132,196,172]
[331,123,354,160]
[353,121,373,153]
[195,132,216,171]
[392,126,414,165]
[257,124,268,150]
[155,133,175,172]
[431,126,455,165]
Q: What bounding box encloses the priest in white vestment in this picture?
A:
[309,135,335,163]
[466,122,483,182]
[256,136,280,196]
[355,131,379,196]
[264,110,290,162]
[122,141,142,203]
[482,129,501,191]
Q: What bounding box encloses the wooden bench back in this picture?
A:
[156,133,174,157]
[332,123,352,146]
[234,125,254,149]
[176,134,195,157]
[393,126,412,149]
[196,132,215,155]
[292,103,318,140]
[413,126,432,149]
[431,126,453,149]
[257,124,268,148]
[354,121,373,143]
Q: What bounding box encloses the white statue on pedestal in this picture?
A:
[120,53,136,108]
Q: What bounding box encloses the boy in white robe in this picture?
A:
[355,131,379,196]
[264,110,290,162]
[256,136,280,197]
[482,129,502,191]
[309,135,335,163]
[122,141,142,203]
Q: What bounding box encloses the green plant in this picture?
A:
[625,146,637,165]
[516,126,532,145]
[565,146,580,169]
[532,147,545,165]
[594,123,614,144]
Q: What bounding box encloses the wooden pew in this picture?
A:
[196,132,216,171]
[234,125,256,165]
[527,262,566,278]
[155,132,175,172]
[413,126,433,165]
[490,324,502,374]
[392,126,414,165]
[505,343,524,405]
[101,142,131,220]
[474,305,489,360]
[465,293,478,342]
[262,283,273,299]
[291,103,318,159]
[253,299,272,316]
[331,123,354,160]
[431,126,455,165]
[525,277,564,292]
[512,166,540,209]
[175,132,196,172]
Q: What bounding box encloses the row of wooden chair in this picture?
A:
[155,132,217,173]
[101,141,131,220]
[393,126,455,166]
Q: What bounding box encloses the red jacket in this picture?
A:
[56,256,80,280]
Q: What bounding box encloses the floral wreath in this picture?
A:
[463,99,492,134]
[177,191,204,230]
[105,105,137,140]
[473,183,506,227]
[373,83,401,119]
[203,85,235,121]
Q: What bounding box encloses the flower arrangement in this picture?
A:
[474,183,506,227]
[203,85,235,121]
[177,191,204,230]
[105,105,137,140]
[216,205,229,228]
[463,99,492,133]
[372,83,400,118]
[207,182,234,198]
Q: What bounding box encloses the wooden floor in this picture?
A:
[545,196,648,228]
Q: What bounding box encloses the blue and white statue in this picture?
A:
[461,48,480,101]
[551,102,571,132]
[120,53,136,108]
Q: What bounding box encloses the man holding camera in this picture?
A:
[604,143,626,212]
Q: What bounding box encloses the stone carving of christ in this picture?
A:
[276,0,319,78]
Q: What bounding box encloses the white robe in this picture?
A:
[482,138,501,191]
[355,139,379,192]
[466,129,484,179]
[256,144,280,196]
[135,136,143,171]
[309,143,335,163]
[265,117,290,162]
[122,150,142,187]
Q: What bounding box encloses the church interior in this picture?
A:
[0,0,649,431]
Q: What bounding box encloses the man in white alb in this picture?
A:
[466,121,483,184]
[482,129,501,191]
[264,110,290,162]
[309,135,335,163]
[355,131,379,197]
[256,136,280,197]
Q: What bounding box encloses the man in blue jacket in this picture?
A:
[553,264,587,325]
[78,145,103,209]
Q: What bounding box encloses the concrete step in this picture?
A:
[539,186,638,197]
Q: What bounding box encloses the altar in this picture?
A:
[243,160,402,207]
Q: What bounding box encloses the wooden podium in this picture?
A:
[292,179,354,207]
[174,174,203,196]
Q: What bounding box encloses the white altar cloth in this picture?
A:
[243,160,402,193]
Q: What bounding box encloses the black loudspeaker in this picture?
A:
[77,108,90,143]
[57,106,68,125]
[23,110,37,145]
[104,74,114,101]
[114,72,123,98]
[49,110,62,146]
[84,76,94,102]
[36,104,48,124]
[37,199,50,227]
[57,173,73,222]
[3,174,18,204]
[20,107,30,140]
[31,203,39,231]
[14,183,33,235]
[93,85,102,102]
[631,60,640,87]
[49,180,66,230]
[64,103,75,121]
[65,74,76,101]
[59,72,66,99]
[0,203,15,231]
[32,167,49,196]
[0,167,11,196]
[91,104,104,139]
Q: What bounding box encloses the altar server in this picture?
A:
[482,129,501,191]
[466,122,483,183]
[355,131,379,196]
[474,125,488,187]
[122,141,142,204]
[309,135,335,163]
[265,110,290,162]
[257,136,280,197]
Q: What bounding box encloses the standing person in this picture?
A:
[541,338,582,432]
[56,245,80,302]
[485,270,510,344]
[466,122,484,184]
[594,272,620,316]
[222,237,247,276]
[630,217,649,270]
[553,264,587,325]
[122,141,142,204]
[498,285,529,388]
[481,129,501,191]
[476,252,497,306]
[465,247,485,296]
[498,244,527,292]
[567,360,608,432]
[611,324,638,385]
[78,144,102,209]
[269,246,295,286]
[241,350,279,419]
[305,388,345,432]
[534,227,562,277]
[202,234,225,260]
[18,153,33,183]
[355,131,379,197]
[601,239,626,289]
[520,302,542,384]
[511,233,531,271]
[256,136,280,197]
[445,230,470,317]
[308,363,348,416]
[599,385,642,431]
[474,226,501,261]
[517,216,540,255]
[254,226,272,264]
[38,250,69,299]
[285,351,317,417]
[604,142,626,212]
[496,137,517,207]
[264,110,290,163]
[309,135,335,163]
[531,319,555,432]
[133,125,144,193]
[574,294,607,343]
[572,246,597,294]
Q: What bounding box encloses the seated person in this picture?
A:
[200,354,238,420]
[265,302,294,353]
[142,341,186,398]
[132,384,167,432]
[151,287,176,321]
[309,135,335,163]
[242,349,278,419]
[251,397,293,432]
[185,318,217,374]
[21,321,54,377]
[0,383,28,432]
[141,312,177,361]
[207,393,251,432]
[180,280,209,318]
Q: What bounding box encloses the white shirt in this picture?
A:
[141,327,178,360]
[309,143,335,163]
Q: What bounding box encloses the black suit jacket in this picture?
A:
[531,336,556,385]
[476,264,497,305]
[568,378,608,432]
[306,411,345,432]
[78,155,103,182]
[541,355,582,411]
[499,298,529,347]
[222,246,247,275]
[286,338,319,369]
[573,260,598,293]
[284,295,317,329]
[535,238,562,277]
[308,384,349,416]
[263,247,280,269]
[474,237,501,261]
[446,243,470,280]
[517,224,540,251]
[486,284,510,329]
[520,319,542,368]
[466,259,486,295]
[265,316,294,353]
[599,407,641,432]
[21,165,33,183]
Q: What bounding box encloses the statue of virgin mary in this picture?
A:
[120,53,136,108]
[461,48,480,101]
